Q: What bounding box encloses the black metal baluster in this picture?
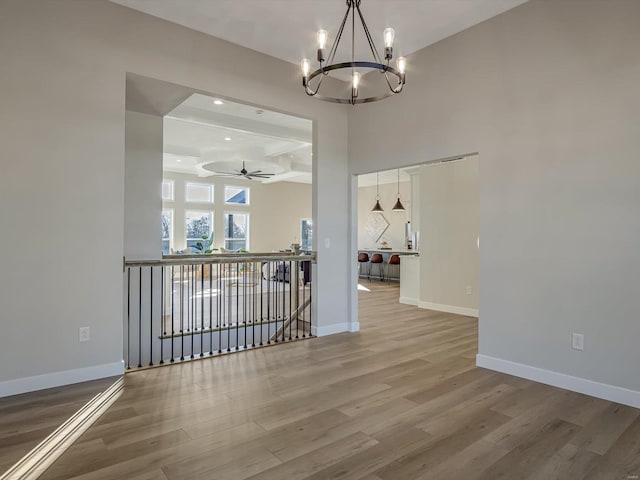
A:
[302,267,306,338]
[200,263,204,357]
[149,267,153,366]
[274,261,279,343]
[171,265,175,362]
[267,262,271,344]
[252,261,257,347]
[289,260,293,341]
[180,265,184,361]
[260,262,264,346]
[126,268,131,370]
[282,261,287,343]
[210,264,214,353]
[295,262,300,339]
[235,262,239,350]
[160,265,164,364]
[218,264,222,353]
[138,267,142,368]
[191,265,195,359]
[243,262,247,349]
[309,262,313,337]
[227,264,231,352]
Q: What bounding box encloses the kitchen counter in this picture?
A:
[358,249,419,256]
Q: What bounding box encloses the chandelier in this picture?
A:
[301,0,406,105]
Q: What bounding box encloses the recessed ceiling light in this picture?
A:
[213,100,224,105]
[176,159,182,163]
[224,137,231,141]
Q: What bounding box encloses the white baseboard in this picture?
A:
[312,322,350,337]
[399,297,419,306]
[476,354,640,409]
[349,322,360,332]
[419,301,479,317]
[0,361,125,398]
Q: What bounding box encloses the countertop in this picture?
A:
[358,248,419,256]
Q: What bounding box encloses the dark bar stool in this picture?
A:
[358,252,370,279]
[370,253,385,281]
[387,254,400,280]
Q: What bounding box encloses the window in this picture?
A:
[185,210,213,249]
[301,219,313,251]
[186,182,213,203]
[224,212,248,251]
[161,209,173,254]
[225,186,249,205]
[162,179,174,201]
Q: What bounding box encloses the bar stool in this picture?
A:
[387,254,400,281]
[357,252,370,279]
[370,253,385,281]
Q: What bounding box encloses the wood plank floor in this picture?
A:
[0,376,118,473]
[13,282,640,479]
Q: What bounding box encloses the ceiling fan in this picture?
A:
[211,161,275,180]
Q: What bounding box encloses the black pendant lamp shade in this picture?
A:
[392,168,405,211]
[372,172,384,212]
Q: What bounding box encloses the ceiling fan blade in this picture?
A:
[212,172,238,176]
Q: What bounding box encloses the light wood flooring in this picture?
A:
[7,282,640,479]
[0,377,118,473]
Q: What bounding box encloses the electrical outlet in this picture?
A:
[571,333,584,351]
[466,286,473,295]
[79,326,90,343]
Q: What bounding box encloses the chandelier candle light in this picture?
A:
[301,0,406,105]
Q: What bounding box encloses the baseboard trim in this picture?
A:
[349,322,360,332]
[312,323,350,337]
[0,377,123,480]
[476,354,640,409]
[419,301,478,318]
[399,297,419,306]
[0,361,125,398]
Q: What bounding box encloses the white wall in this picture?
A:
[125,111,163,260]
[348,0,640,402]
[357,181,410,250]
[162,172,311,253]
[0,0,350,395]
[419,158,478,313]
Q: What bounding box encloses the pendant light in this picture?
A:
[372,172,384,212]
[392,168,405,211]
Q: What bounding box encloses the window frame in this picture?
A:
[162,179,175,202]
[161,208,174,254]
[224,211,249,251]
[185,210,214,249]
[301,218,313,251]
[224,185,250,206]
[185,182,214,204]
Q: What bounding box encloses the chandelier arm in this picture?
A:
[355,4,384,64]
[304,72,326,96]
[326,4,351,66]
[382,69,405,94]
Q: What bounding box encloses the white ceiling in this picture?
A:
[164,94,312,183]
[113,0,528,76]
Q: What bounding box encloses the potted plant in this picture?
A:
[192,232,216,254]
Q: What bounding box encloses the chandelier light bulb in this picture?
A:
[383,28,395,48]
[317,29,328,50]
[352,71,361,90]
[301,58,310,77]
[397,56,406,74]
